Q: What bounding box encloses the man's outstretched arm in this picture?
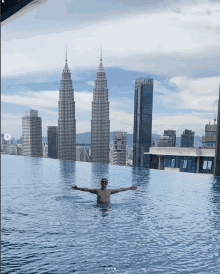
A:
[71,185,97,194]
[110,185,137,194]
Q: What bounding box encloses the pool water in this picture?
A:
[1,155,220,273]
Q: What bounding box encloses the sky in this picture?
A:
[1,0,220,138]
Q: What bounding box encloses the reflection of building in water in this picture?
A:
[76,144,91,162]
[133,77,154,167]
[181,129,195,148]
[22,109,43,157]
[146,147,215,174]
[201,121,217,148]
[113,131,127,166]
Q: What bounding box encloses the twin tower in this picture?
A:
[57,51,110,164]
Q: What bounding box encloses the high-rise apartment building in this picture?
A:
[22,109,42,157]
[157,136,173,147]
[57,53,76,160]
[91,52,110,164]
[181,129,195,147]
[164,130,176,147]
[133,77,154,167]
[113,131,127,166]
[48,126,58,159]
[201,121,217,147]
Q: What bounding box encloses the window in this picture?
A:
[180,160,183,169]
[188,160,192,170]
[183,160,187,169]
[207,161,212,170]
[203,161,208,170]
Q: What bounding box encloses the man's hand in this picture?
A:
[131,185,137,190]
[71,185,78,190]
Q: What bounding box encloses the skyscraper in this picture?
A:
[57,51,76,160]
[164,129,176,147]
[113,131,127,166]
[47,126,58,159]
[22,109,42,157]
[157,136,173,147]
[91,50,110,164]
[181,129,195,147]
[133,77,154,167]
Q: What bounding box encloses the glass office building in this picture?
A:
[133,77,154,167]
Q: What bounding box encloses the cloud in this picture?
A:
[87,81,95,87]
[1,90,93,114]
[152,113,210,136]
[1,89,135,136]
[168,76,219,111]
[110,110,134,133]
[2,2,220,78]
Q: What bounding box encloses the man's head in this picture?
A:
[101,178,108,189]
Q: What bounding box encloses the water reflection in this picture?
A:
[95,202,111,218]
[132,166,150,186]
[91,163,109,188]
[23,156,44,186]
[59,160,76,183]
[211,176,220,227]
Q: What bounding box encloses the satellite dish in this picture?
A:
[4,133,11,141]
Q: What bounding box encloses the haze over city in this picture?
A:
[1,0,220,139]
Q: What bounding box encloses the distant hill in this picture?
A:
[43,132,202,147]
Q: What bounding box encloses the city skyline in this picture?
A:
[1,0,220,139]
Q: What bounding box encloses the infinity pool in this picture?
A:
[1,154,220,273]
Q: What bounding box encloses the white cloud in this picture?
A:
[87,81,95,87]
[168,76,219,111]
[110,110,134,133]
[1,90,93,114]
[152,113,210,136]
[2,4,220,77]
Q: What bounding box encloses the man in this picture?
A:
[71,178,137,204]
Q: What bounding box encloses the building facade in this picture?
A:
[91,53,110,164]
[133,77,154,167]
[164,130,176,147]
[181,129,195,147]
[113,131,127,166]
[48,126,58,159]
[147,147,215,174]
[22,109,42,157]
[57,54,76,160]
[201,122,217,147]
[157,136,173,147]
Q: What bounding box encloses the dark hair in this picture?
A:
[101,178,108,183]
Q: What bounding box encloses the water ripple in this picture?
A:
[1,155,220,273]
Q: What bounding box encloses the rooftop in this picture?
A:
[145,147,215,157]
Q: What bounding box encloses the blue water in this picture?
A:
[1,154,220,273]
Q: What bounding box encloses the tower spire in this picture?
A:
[65,46,67,63]
[100,46,102,62]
